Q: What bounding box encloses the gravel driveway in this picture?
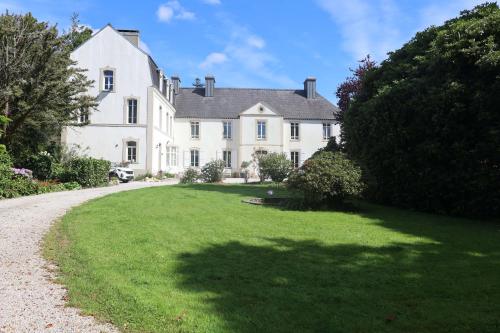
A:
[0,180,178,333]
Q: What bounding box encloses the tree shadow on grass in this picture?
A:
[176,237,500,333]
[174,184,500,332]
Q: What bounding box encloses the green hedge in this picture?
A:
[342,4,500,218]
[59,157,111,188]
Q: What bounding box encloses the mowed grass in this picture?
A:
[44,184,500,333]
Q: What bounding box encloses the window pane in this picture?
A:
[128,99,137,123]
[223,122,232,139]
[191,122,199,138]
[127,141,137,162]
[291,122,299,140]
[104,70,114,91]
[257,121,266,139]
[223,150,231,168]
[291,151,299,168]
[190,150,199,167]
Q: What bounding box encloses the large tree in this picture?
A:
[0,12,95,162]
[342,3,500,218]
[335,55,376,124]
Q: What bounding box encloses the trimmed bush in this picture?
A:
[180,168,200,184]
[59,157,111,187]
[201,160,225,183]
[288,152,363,206]
[26,151,54,180]
[256,153,292,183]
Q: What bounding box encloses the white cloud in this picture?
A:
[202,0,221,5]
[157,5,174,22]
[246,35,265,49]
[316,0,487,62]
[198,17,295,87]
[316,0,403,61]
[157,1,195,23]
[199,52,228,69]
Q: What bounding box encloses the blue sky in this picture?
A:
[0,0,487,103]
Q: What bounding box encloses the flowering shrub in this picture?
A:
[201,160,225,183]
[11,168,33,179]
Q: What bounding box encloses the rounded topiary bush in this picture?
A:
[288,151,363,206]
[256,152,292,183]
[180,168,200,184]
[201,160,225,183]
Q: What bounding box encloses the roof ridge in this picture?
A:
[180,87,299,91]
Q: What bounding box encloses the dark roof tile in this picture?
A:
[175,88,338,120]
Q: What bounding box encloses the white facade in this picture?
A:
[63,25,340,176]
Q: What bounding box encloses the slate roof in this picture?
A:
[174,88,339,120]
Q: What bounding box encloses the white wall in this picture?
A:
[283,120,340,166]
[149,87,175,174]
[64,26,172,175]
[64,25,340,177]
[62,125,148,173]
[173,118,239,171]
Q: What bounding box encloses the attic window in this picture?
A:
[259,106,264,113]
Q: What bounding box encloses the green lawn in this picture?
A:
[44,184,500,333]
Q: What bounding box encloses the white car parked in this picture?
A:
[109,167,134,182]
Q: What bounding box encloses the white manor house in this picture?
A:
[63,25,340,176]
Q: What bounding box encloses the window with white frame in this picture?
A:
[127,141,137,163]
[223,150,232,168]
[78,107,89,123]
[103,70,114,91]
[190,149,199,167]
[322,123,331,140]
[291,122,299,140]
[191,121,200,139]
[127,99,137,124]
[257,120,266,140]
[223,121,232,139]
[166,146,178,166]
[290,151,300,168]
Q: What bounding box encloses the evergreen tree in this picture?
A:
[0,12,96,162]
[342,3,500,218]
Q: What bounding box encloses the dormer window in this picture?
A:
[102,69,115,92]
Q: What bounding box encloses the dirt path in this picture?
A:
[0,180,178,333]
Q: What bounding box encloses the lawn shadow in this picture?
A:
[174,184,500,332]
[175,236,500,333]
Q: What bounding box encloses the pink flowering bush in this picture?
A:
[11,168,33,179]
